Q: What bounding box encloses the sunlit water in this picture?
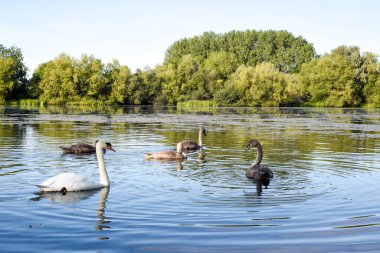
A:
[1,105,380,252]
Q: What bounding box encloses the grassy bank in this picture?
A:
[177,100,218,108]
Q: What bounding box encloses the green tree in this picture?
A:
[155,63,178,105]
[252,30,315,73]
[187,69,213,100]
[176,54,202,101]
[297,53,357,107]
[204,51,238,79]
[38,53,76,104]
[245,62,297,106]
[0,57,15,104]
[215,63,296,106]
[362,53,380,106]
[29,62,48,99]
[164,30,315,73]
[105,60,131,104]
[156,54,202,104]
[75,54,108,100]
[0,45,28,102]
[128,68,157,105]
[297,46,378,107]
[215,65,252,106]
[140,67,161,105]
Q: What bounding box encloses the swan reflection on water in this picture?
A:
[254,179,271,196]
[145,159,185,170]
[31,188,99,203]
[30,187,111,232]
[196,150,206,165]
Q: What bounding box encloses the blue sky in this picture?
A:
[1,0,379,74]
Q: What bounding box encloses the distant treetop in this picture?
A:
[164,29,316,73]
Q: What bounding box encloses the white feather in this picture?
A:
[38,172,103,192]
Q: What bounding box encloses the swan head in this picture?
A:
[96,140,116,152]
[200,127,206,136]
[244,139,260,153]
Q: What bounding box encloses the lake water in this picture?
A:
[1,105,380,253]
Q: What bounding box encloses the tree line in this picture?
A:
[1,29,380,107]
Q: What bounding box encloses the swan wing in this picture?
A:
[60,144,95,153]
[246,165,273,180]
[181,140,199,150]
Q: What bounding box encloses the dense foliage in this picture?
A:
[0,45,28,103]
[164,30,316,73]
[297,46,379,107]
[215,63,297,107]
[1,30,380,107]
[31,54,160,105]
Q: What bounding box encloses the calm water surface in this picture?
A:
[0,105,380,252]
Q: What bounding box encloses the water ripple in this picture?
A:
[1,106,380,252]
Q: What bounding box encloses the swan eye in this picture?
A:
[106,143,116,152]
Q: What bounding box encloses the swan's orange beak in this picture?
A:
[107,146,116,152]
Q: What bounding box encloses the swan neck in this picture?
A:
[251,144,263,167]
[198,130,203,147]
[96,146,110,186]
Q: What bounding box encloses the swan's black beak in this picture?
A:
[106,144,116,152]
[107,146,116,152]
[244,145,250,153]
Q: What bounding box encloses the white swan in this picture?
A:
[38,140,115,192]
